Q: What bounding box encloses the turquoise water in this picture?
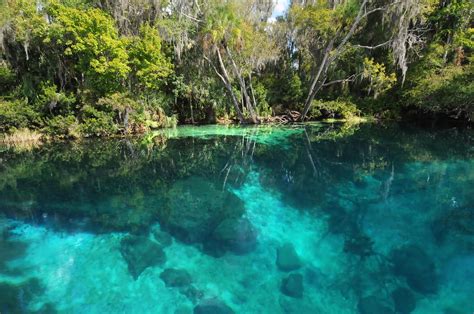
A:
[1,123,473,314]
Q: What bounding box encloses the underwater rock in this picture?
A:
[280,273,304,298]
[153,229,173,247]
[391,287,416,314]
[179,285,204,304]
[163,177,245,243]
[276,243,302,271]
[432,207,474,244]
[357,296,394,314]
[160,268,192,287]
[390,245,438,294]
[0,236,28,275]
[343,232,374,258]
[208,218,258,255]
[120,236,166,280]
[0,278,47,314]
[193,298,235,314]
[304,266,324,288]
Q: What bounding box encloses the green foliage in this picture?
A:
[46,2,130,96]
[264,69,303,109]
[128,24,173,94]
[203,2,242,46]
[362,58,397,100]
[403,64,474,120]
[44,114,80,138]
[309,99,360,120]
[0,63,16,94]
[79,105,117,137]
[429,0,473,48]
[0,0,473,135]
[291,1,337,39]
[35,82,76,114]
[253,82,271,116]
[0,99,39,131]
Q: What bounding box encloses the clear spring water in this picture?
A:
[0,123,473,314]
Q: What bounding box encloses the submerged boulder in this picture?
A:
[390,245,438,294]
[280,273,304,298]
[0,278,49,314]
[207,218,258,255]
[0,236,28,275]
[276,243,302,271]
[194,298,235,314]
[153,229,173,247]
[432,207,474,244]
[120,236,166,280]
[357,296,394,314]
[162,177,245,244]
[179,285,204,304]
[160,268,192,287]
[391,287,416,314]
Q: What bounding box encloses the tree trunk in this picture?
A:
[190,86,195,124]
[225,47,258,124]
[301,39,334,120]
[215,49,245,123]
[300,0,369,120]
[248,73,258,113]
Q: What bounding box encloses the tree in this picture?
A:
[200,0,277,123]
[128,24,173,97]
[290,0,428,119]
[46,3,130,97]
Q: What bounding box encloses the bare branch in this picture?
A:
[179,11,202,22]
[322,74,359,87]
[203,55,227,84]
[361,1,402,19]
[353,40,392,50]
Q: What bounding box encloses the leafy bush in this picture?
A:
[79,105,117,137]
[36,82,76,114]
[44,115,80,138]
[362,58,397,100]
[253,82,271,117]
[309,99,360,119]
[97,93,176,133]
[403,64,473,120]
[0,99,39,131]
[0,63,16,95]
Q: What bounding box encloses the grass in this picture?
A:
[0,128,43,151]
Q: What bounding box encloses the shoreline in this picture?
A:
[1,115,472,145]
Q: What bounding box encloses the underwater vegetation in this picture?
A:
[0,123,473,313]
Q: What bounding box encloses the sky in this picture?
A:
[270,0,290,22]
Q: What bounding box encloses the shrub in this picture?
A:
[79,105,117,137]
[0,63,16,95]
[403,65,473,120]
[36,82,76,115]
[309,99,360,119]
[44,115,80,138]
[0,99,39,131]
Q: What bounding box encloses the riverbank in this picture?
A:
[3,112,473,148]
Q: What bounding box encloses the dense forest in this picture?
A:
[0,0,472,138]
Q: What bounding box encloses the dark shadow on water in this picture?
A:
[0,226,28,276]
[0,278,56,314]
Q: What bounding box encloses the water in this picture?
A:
[0,123,473,314]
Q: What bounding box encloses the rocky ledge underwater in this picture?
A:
[0,123,473,313]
